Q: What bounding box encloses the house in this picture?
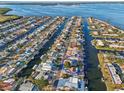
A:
[92,31,98,35]
[3,78,15,85]
[19,80,38,91]
[35,72,44,80]
[57,77,84,91]
[97,40,104,46]
[107,63,122,84]
[42,63,52,71]
[0,82,12,91]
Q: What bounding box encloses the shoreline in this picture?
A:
[88,17,124,90]
[0,8,12,14]
[0,6,124,91]
[0,8,20,23]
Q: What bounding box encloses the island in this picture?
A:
[0,8,20,23]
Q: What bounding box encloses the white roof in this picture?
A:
[69,77,78,84]
[42,63,52,71]
[3,78,15,83]
[35,72,43,80]
[107,63,122,84]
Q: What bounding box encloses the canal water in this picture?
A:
[83,19,106,91]
[1,3,124,29]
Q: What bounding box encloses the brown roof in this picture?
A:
[0,82,12,91]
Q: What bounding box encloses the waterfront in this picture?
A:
[0,4,124,29]
[0,3,124,91]
[17,17,67,77]
[88,17,124,90]
[83,19,106,90]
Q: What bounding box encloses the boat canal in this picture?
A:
[0,17,52,51]
[17,17,68,77]
[83,18,107,91]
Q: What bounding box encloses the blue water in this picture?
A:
[0,3,124,29]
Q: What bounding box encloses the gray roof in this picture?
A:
[19,81,34,91]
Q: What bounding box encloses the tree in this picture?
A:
[64,61,71,68]
[55,57,61,65]
[33,77,49,90]
[62,73,71,79]
[43,85,55,91]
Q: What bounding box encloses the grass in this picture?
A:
[92,39,124,51]
[95,46,124,52]
[114,58,124,65]
[98,53,115,90]
[91,34,124,39]
[95,46,116,51]
[0,15,19,23]
[0,8,11,14]
[0,8,20,23]
[33,77,49,90]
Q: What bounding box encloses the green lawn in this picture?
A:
[91,34,124,39]
[0,8,11,14]
[95,46,124,52]
[0,15,20,23]
[0,8,20,23]
[95,46,116,51]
